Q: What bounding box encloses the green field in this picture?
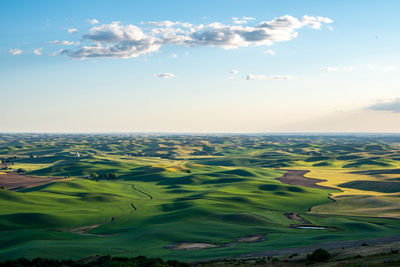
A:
[1,134,400,261]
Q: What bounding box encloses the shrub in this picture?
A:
[307,248,331,262]
[0,256,189,267]
[90,173,117,179]
[16,168,26,174]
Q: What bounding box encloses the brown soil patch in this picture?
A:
[68,224,100,235]
[284,212,310,224]
[237,234,265,243]
[167,242,217,250]
[64,224,115,237]
[277,170,336,190]
[0,172,61,191]
[167,234,266,250]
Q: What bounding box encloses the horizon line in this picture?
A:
[1,131,400,136]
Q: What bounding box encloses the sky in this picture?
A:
[1,0,400,133]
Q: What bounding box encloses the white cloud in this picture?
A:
[9,49,22,55]
[62,22,159,58]
[301,15,333,29]
[68,28,78,34]
[87,19,99,24]
[229,69,239,74]
[184,15,331,49]
[246,74,293,80]
[146,20,193,28]
[320,66,353,72]
[49,40,75,45]
[33,48,43,55]
[321,67,339,72]
[232,17,247,24]
[169,53,177,58]
[232,16,256,24]
[59,15,332,59]
[264,49,275,55]
[242,16,256,21]
[154,73,175,79]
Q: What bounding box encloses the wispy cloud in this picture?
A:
[232,16,256,24]
[68,28,78,34]
[242,16,256,21]
[59,15,332,59]
[228,69,239,79]
[87,19,99,24]
[9,49,22,55]
[264,49,275,55]
[33,48,43,55]
[367,98,400,113]
[49,40,75,45]
[169,53,177,58]
[246,74,293,80]
[145,20,193,28]
[320,66,353,72]
[154,73,175,79]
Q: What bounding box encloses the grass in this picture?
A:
[301,168,396,196]
[311,194,400,218]
[2,134,400,261]
[339,180,400,193]
[0,171,338,261]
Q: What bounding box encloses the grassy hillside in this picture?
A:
[1,134,400,261]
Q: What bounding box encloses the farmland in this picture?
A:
[1,134,400,262]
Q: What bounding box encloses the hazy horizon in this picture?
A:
[2,131,400,136]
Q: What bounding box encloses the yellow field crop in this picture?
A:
[289,167,400,218]
[304,168,392,197]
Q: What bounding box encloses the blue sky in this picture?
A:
[1,0,400,132]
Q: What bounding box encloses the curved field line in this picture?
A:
[128,184,153,212]
[130,202,137,211]
[131,185,153,199]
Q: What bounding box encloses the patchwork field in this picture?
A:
[1,134,400,262]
